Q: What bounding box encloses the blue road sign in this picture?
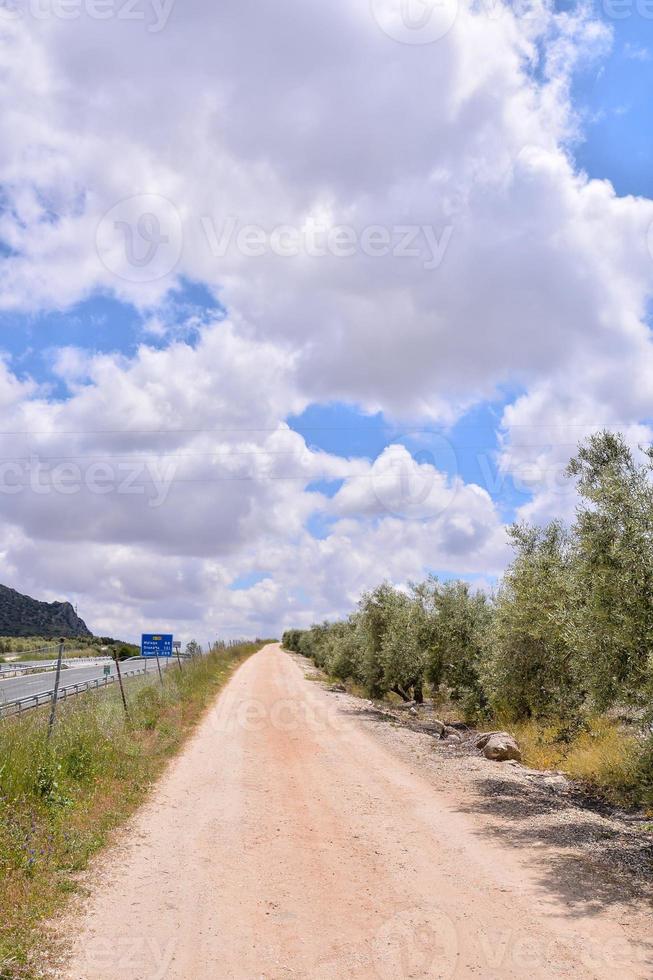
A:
[141,633,174,658]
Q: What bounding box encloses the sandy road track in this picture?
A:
[61,644,652,979]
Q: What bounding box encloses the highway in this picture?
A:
[0,657,177,710]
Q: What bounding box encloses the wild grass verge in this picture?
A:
[0,641,262,978]
[508,715,651,808]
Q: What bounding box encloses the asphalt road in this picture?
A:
[0,657,175,706]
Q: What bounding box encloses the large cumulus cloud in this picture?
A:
[0,0,652,636]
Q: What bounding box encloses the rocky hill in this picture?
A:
[0,584,92,638]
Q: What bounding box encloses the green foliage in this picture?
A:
[324,617,364,682]
[283,431,653,808]
[567,431,653,710]
[422,578,491,719]
[281,629,303,653]
[483,521,579,720]
[379,591,427,702]
[637,737,653,811]
[0,634,139,661]
[357,583,402,698]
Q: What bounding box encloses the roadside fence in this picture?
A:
[0,650,178,722]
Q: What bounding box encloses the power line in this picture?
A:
[0,421,649,437]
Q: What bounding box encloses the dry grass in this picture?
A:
[509,715,644,807]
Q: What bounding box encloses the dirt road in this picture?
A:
[62,644,652,979]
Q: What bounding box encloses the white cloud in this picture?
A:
[0,319,507,637]
[0,0,651,636]
[624,42,651,62]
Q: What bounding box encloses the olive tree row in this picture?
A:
[284,433,653,725]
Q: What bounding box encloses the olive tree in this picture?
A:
[325,615,364,682]
[357,583,401,698]
[483,521,578,720]
[567,431,653,710]
[425,579,492,719]
[379,591,428,702]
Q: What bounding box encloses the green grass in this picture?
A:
[0,642,261,978]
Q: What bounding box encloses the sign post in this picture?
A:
[113,653,130,720]
[173,640,183,673]
[47,638,65,740]
[141,634,173,686]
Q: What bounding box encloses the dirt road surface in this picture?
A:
[61,644,652,979]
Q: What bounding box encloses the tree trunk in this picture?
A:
[391,684,411,702]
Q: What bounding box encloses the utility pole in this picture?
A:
[47,638,66,739]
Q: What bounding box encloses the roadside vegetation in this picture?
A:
[284,432,653,811]
[0,635,140,663]
[0,640,262,978]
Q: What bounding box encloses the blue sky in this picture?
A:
[2,5,650,523]
[572,7,653,199]
[1,0,652,638]
[0,280,222,394]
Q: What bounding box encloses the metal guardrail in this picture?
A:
[0,643,60,660]
[0,657,113,679]
[0,660,173,718]
[0,663,58,678]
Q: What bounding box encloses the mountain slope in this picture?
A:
[0,585,92,638]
